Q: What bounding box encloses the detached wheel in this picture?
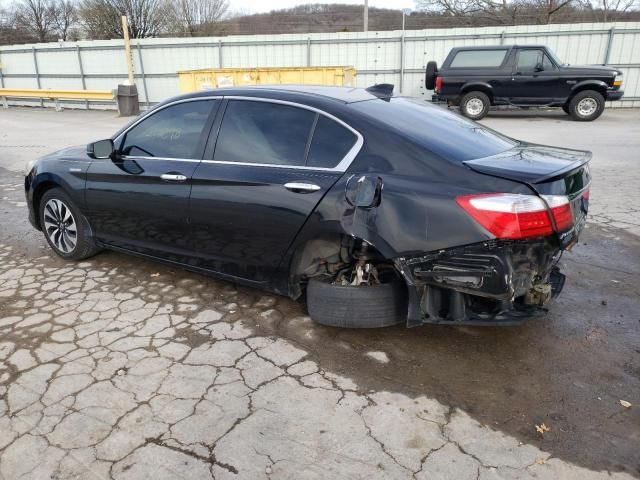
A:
[306,276,407,328]
[460,91,490,120]
[568,90,604,121]
[425,61,438,90]
[40,188,100,261]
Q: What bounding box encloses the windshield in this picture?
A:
[352,97,517,163]
[545,47,565,66]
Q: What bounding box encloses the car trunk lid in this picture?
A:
[463,143,591,249]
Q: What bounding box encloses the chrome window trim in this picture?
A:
[113,95,364,173]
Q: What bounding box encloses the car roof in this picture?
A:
[450,45,545,50]
[180,85,382,105]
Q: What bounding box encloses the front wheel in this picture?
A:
[460,91,490,120]
[568,90,605,121]
[39,188,100,261]
[306,276,407,328]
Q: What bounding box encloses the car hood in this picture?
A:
[463,143,592,185]
[43,145,88,161]
[560,64,620,76]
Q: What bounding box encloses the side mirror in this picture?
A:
[87,139,114,159]
[534,63,544,72]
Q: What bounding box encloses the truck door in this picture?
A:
[510,48,561,105]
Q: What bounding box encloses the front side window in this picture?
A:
[214,100,316,166]
[450,50,508,68]
[517,50,555,71]
[120,100,214,158]
[307,116,357,168]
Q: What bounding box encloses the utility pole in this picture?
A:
[121,15,134,85]
[363,0,369,33]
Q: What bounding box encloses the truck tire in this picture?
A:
[568,90,605,122]
[425,61,438,90]
[39,188,100,261]
[561,104,570,115]
[306,276,407,328]
[460,91,490,120]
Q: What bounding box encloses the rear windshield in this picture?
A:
[450,49,508,68]
[352,97,516,163]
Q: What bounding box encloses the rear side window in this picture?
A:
[215,100,315,166]
[307,116,357,168]
[120,100,213,158]
[450,50,507,68]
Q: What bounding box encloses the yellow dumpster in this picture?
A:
[177,66,356,93]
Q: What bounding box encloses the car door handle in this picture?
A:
[283,182,321,193]
[160,173,187,182]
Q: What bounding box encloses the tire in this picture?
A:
[425,61,438,90]
[460,91,490,120]
[39,188,100,261]
[561,104,570,115]
[568,90,605,122]
[306,276,407,328]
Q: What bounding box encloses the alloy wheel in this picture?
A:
[466,98,485,116]
[577,97,597,117]
[43,198,77,253]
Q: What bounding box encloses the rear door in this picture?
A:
[85,99,219,259]
[189,98,362,283]
[510,48,561,104]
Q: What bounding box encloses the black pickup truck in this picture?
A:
[427,45,624,121]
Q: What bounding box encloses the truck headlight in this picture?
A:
[613,74,623,87]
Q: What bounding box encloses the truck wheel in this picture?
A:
[460,91,490,120]
[425,61,438,90]
[568,90,605,121]
[40,188,100,261]
[561,104,570,115]
[306,276,407,328]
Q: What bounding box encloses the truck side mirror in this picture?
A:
[534,63,544,72]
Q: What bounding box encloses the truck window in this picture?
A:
[449,50,507,68]
[517,49,555,71]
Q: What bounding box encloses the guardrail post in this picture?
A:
[218,40,223,68]
[76,45,89,109]
[500,31,506,44]
[136,43,150,109]
[603,27,615,65]
[306,37,311,67]
[32,47,43,107]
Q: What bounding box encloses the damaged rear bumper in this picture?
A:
[395,238,566,326]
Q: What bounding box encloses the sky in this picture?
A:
[230,0,416,14]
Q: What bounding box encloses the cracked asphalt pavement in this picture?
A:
[0,107,639,479]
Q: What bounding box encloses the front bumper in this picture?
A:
[606,89,624,101]
[396,238,565,326]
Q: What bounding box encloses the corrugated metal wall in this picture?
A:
[1,22,638,109]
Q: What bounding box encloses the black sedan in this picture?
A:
[24,85,591,327]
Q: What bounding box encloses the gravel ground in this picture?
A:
[0,106,638,479]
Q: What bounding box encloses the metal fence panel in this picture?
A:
[1,21,638,109]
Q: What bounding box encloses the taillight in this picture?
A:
[456,193,574,240]
[435,76,442,93]
[541,195,572,232]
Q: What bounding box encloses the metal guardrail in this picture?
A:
[0,88,114,111]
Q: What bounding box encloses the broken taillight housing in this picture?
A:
[456,193,574,240]
[435,76,442,93]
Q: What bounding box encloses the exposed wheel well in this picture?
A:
[287,234,398,299]
[32,181,60,229]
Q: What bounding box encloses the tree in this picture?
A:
[168,0,228,36]
[588,0,639,20]
[52,0,78,40]
[13,0,56,42]
[79,0,172,39]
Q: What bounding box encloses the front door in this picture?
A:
[85,99,219,260]
[510,49,561,105]
[189,98,361,284]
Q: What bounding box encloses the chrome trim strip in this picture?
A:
[113,95,364,174]
[119,155,201,163]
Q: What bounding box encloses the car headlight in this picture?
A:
[24,159,36,176]
[614,74,623,88]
